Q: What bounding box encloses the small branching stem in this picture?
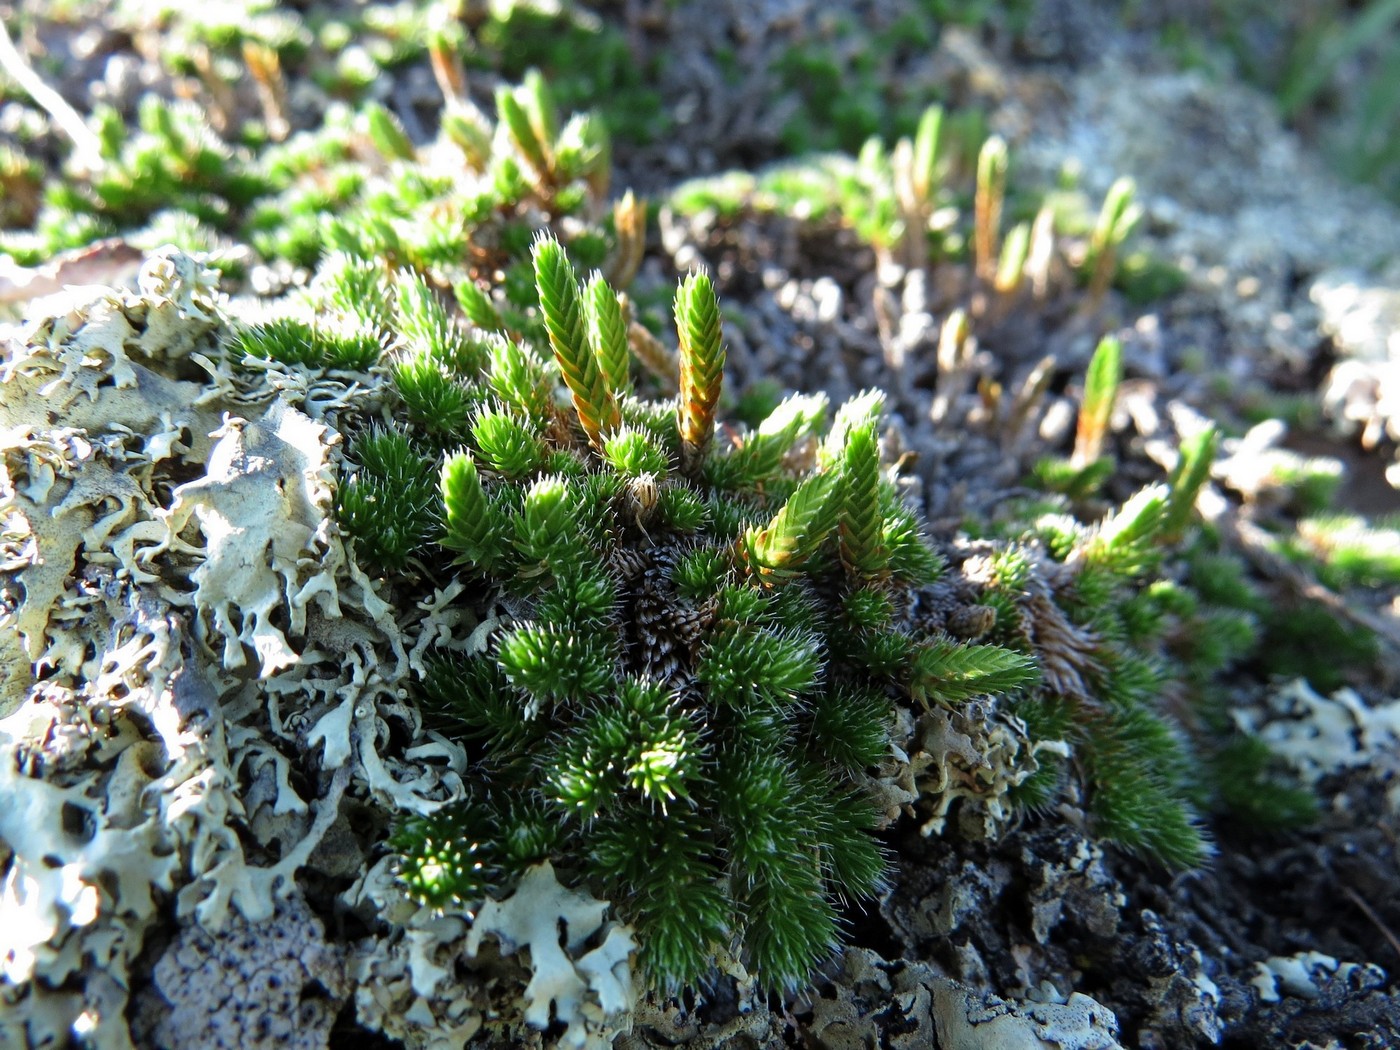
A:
[606,190,647,289]
[974,136,1008,284]
[534,237,620,447]
[675,272,726,476]
[1072,336,1123,470]
[243,40,291,142]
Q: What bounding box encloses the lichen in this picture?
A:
[153,401,342,676]
[1240,678,1400,812]
[1249,951,1389,1004]
[798,948,1125,1050]
[465,862,636,1050]
[0,584,199,1048]
[0,250,461,1046]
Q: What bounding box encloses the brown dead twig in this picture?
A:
[1341,883,1400,966]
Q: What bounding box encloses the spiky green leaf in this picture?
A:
[391,802,501,908]
[740,470,843,579]
[455,278,507,333]
[697,625,821,706]
[471,407,545,478]
[910,640,1039,706]
[586,272,631,397]
[533,237,619,445]
[497,624,616,704]
[675,271,726,472]
[588,810,729,991]
[440,452,506,568]
[1164,425,1218,542]
[496,83,549,178]
[364,101,415,161]
[838,421,888,578]
[911,104,944,203]
[808,685,892,771]
[1073,336,1122,469]
[726,392,828,485]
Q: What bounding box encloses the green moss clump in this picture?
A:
[1,6,628,282]
[332,238,1036,992]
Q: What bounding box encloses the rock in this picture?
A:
[130,896,348,1050]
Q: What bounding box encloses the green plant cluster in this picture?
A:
[975,342,1319,861]
[667,114,1319,868]
[1286,513,1400,591]
[980,458,1225,866]
[167,66,637,388]
[306,236,1041,992]
[671,102,1183,305]
[185,54,1312,992]
[1183,531,1380,698]
[1,7,1335,998]
[0,4,637,272]
[0,94,268,266]
[768,1,1039,157]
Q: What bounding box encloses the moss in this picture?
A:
[474,5,668,145]
[326,238,1039,992]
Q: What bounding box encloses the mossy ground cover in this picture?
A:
[1,2,1398,1047]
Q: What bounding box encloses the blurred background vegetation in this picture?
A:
[2,1,1399,202]
[1125,0,1400,203]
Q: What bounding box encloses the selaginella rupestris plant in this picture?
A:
[971,336,1317,866]
[328,236,1038,993]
